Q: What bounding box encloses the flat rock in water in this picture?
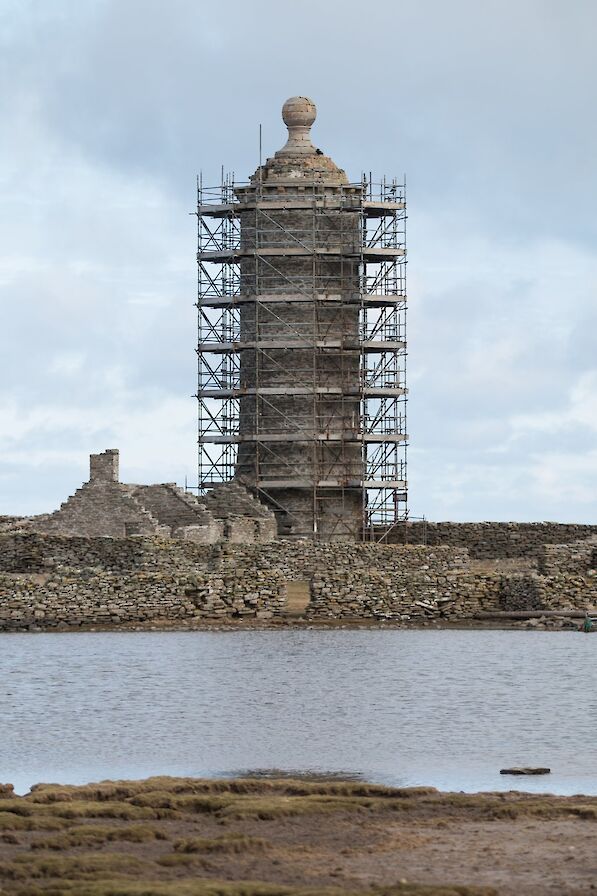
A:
[500,767,551,776]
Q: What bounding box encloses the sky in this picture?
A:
[1,0,596,522]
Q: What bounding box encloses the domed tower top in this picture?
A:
[250,96,349,185]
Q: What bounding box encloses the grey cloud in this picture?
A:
[1,0,596,521]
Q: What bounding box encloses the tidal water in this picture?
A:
[1,630,595,796]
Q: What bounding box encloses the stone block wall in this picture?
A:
[498,572,597,612]
[128,483,225,538]
[537,538,597,575]
[2,531,597,632]
[203,482,278,543]
[381,522,597,559]
[495,538,597,611]
[177,521,225,544]
[32,483,168,539]
[0,533,498,630]
[89,449,119,483]
[0,571,213,630]
[203,541,483,622]
[223,517,259,544]
[0,533,213,574]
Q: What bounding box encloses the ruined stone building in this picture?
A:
[197,97,408,543]
[24,449,276,545]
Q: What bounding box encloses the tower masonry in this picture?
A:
[197,97,408,541]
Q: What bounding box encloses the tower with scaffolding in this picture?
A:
[196,97,407,541]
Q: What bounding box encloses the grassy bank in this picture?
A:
[1,776,596,894]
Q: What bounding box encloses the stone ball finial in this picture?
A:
[278,96,317,156]
[282,96,316,129]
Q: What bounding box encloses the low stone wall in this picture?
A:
[210,541,501,622]
[0,571,213,629]
[538,538,597,576]
[1,532,596,632]
[498,572,597,613]
[379,522,597,560]
[0,533,213,574]
[494,540,597,612]
[0,534,499,631]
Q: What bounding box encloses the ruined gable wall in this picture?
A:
[30,483,166,539]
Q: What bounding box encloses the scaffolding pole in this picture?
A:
[195,172,408,540]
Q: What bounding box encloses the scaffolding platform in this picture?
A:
[196,174,408,538]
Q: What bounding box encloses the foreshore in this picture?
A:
[0,775,595,894]
[0,615,586,634]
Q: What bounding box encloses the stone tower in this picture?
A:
[233,98,364,540]
[197,97,408,542]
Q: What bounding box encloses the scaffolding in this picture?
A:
[196,172,407,539]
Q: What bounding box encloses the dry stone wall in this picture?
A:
[1,532,596,632]
[495,539,597,612]
[498,572,597,613]
[0,533,499,631]
[384,522,597,559]
[537,538,597,576]
[0,533,211,574]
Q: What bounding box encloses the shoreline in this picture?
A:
[0,775,595,894]
[0,616,585,634]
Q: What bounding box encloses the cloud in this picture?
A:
[0,391,196,515]
[0,0,596,522]
[509,370,597,438]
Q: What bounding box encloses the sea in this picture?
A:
[1,629,595,796]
